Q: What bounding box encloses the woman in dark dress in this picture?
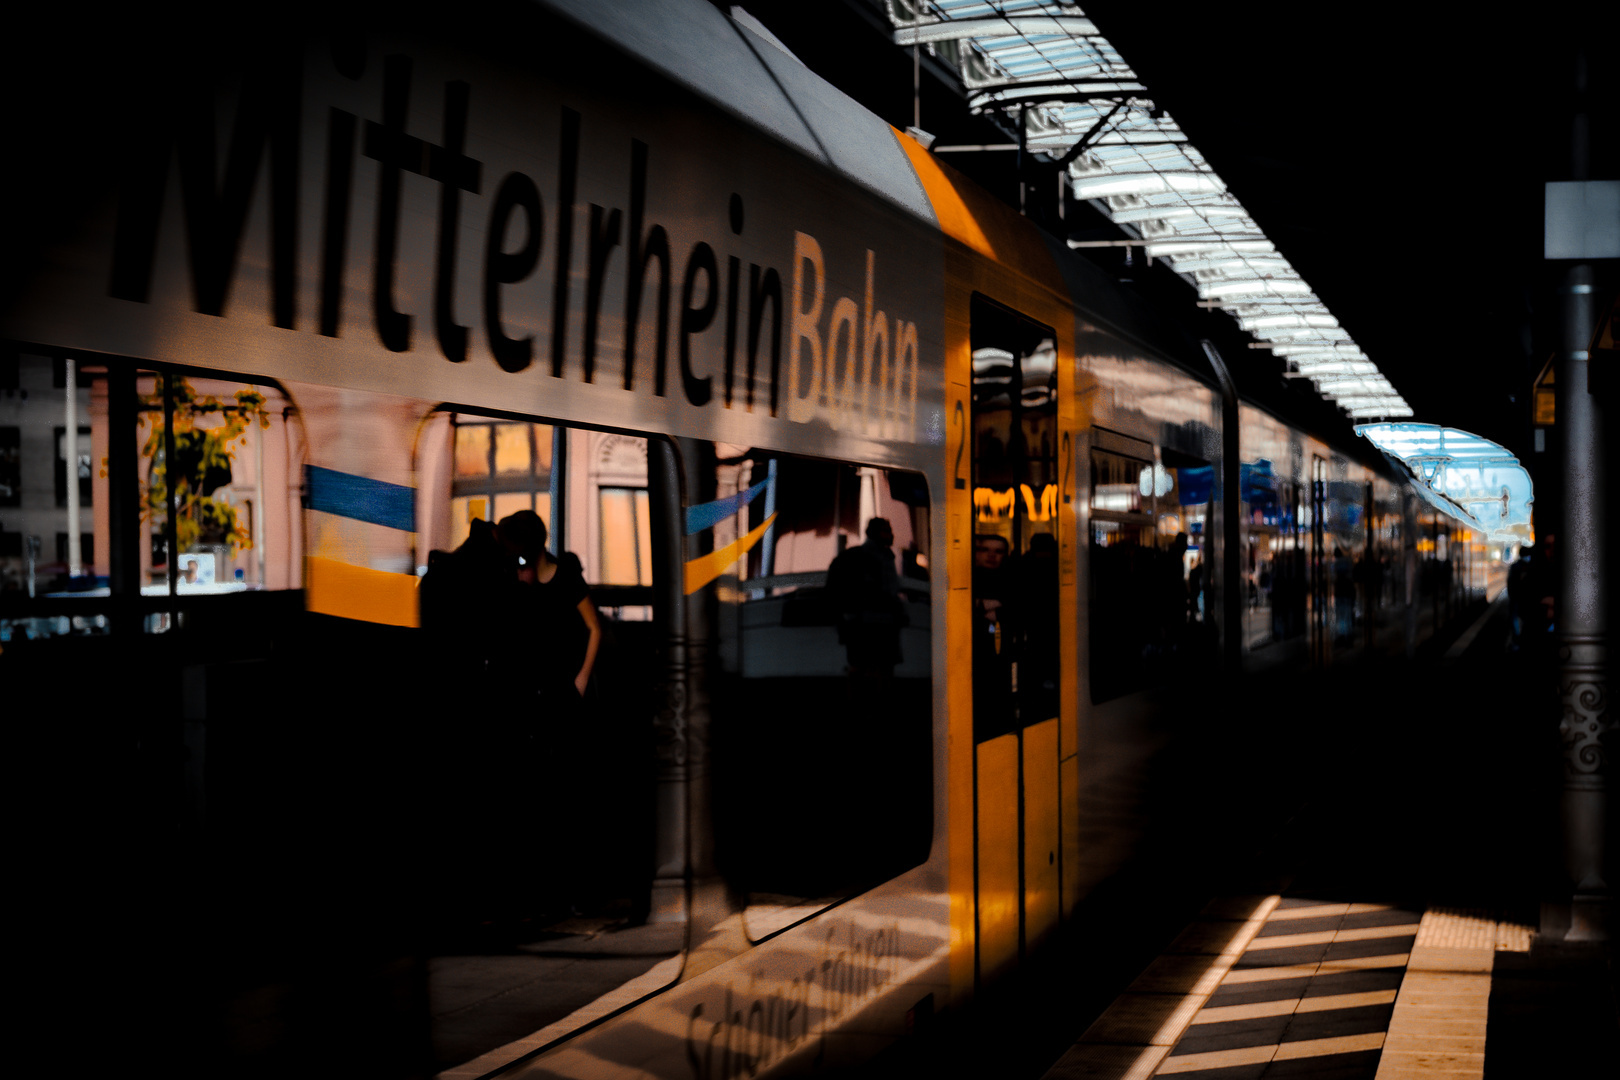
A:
[496,510,602,912]
[497,510,601,700]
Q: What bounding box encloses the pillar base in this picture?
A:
[646,878,688,924]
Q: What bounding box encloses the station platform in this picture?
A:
[868,598,1619,1079]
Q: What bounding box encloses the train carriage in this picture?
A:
[0,2,1490,1076]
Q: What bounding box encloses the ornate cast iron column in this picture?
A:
[1554,45,1611,942]
[1556,261,1609,941]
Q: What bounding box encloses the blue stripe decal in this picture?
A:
[686,479,769,534]
[305,465,416,532]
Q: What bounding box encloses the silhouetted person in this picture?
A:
[1158,532,1190,657]
[419,517,527,922]
[496,510,601,702]
[496,510,601,915]
[973,533,1015,738]
[1018,531,1060,721]
[420,516,514,671]
[1332,545,1356,642]
[827,517,908,680]
[1514,532,1557,662]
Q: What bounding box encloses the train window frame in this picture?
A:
[1,353,307,639]
[1086,433,1213,702]
[414,405,686,1065]
[968,292,1061,740]
[699,443,935,940]
[422,404,665,610]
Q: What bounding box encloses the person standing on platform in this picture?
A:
[497,510,601,703]
[496,509,602,915]
[972,533,1016,739]
[827,516,909,681]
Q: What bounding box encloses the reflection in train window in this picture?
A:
[702,447,933,938]
[1239,461,1305,651]
[1088,443,1212,702]
[597,486,652,586]
[1,357,307,639]
[970,293,1060,740]
[415,410,678,1071]
[447,418,554,549]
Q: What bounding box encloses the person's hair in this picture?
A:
[866,516,893,539]
[497,510,548,562]
[973,533,1009,551]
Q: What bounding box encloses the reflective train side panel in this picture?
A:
[0,2,1474,1077]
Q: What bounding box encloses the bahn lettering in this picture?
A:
[107,49,920,437]
[685,922,902,1080]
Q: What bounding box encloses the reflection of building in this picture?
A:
[0,354,92,593]
[2,356,303,620]
[418,415,653,594]
[577,432,652,588]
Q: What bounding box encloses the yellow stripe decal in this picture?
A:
[305,555,420,628]
[683,513,777,595]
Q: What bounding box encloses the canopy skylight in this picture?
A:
[884,0,1412,420]
[1357,424,1533,544]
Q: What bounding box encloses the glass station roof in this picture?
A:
[1357,424,1533,543]
[882,0,1412,419]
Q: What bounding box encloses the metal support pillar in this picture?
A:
[647,437,689,924]
[1403,491,1418,660]
[1555,43,1610,941]
[1016,103,1027,216]
[106,365,141,632]
[1557,262,1609,940]
[64,357,81,578]
[1201,341,1243,673]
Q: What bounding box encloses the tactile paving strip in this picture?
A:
[1041,898,1534,1080]
[1154,898,1417,1078]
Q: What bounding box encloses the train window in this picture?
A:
[416,410,679,1069]
[969,293,1060,740]
[703,446,933,937]
[1240,461,1319,652]
[139,373,301,604]
[1,357,305,640]
[1088,440,1212,702]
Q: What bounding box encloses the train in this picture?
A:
[0,1,1500,1076]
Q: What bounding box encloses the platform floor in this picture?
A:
[871,598,1619,1079]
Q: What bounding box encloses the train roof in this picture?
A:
[540,0,940,228]
[544,1,1230,383]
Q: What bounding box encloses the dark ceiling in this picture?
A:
[745,1,1620,455]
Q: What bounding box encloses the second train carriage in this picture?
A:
[0,1,1496,1075]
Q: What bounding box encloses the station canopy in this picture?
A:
[1356,424,1533,544]
[883,0,1412,420]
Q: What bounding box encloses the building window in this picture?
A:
[450,418,553,547]
[55,532,94,567]
[55,425,91,508]
[0,427,18,507]
[597,487,651,586]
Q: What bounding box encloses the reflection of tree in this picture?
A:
[140,376,270,555]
